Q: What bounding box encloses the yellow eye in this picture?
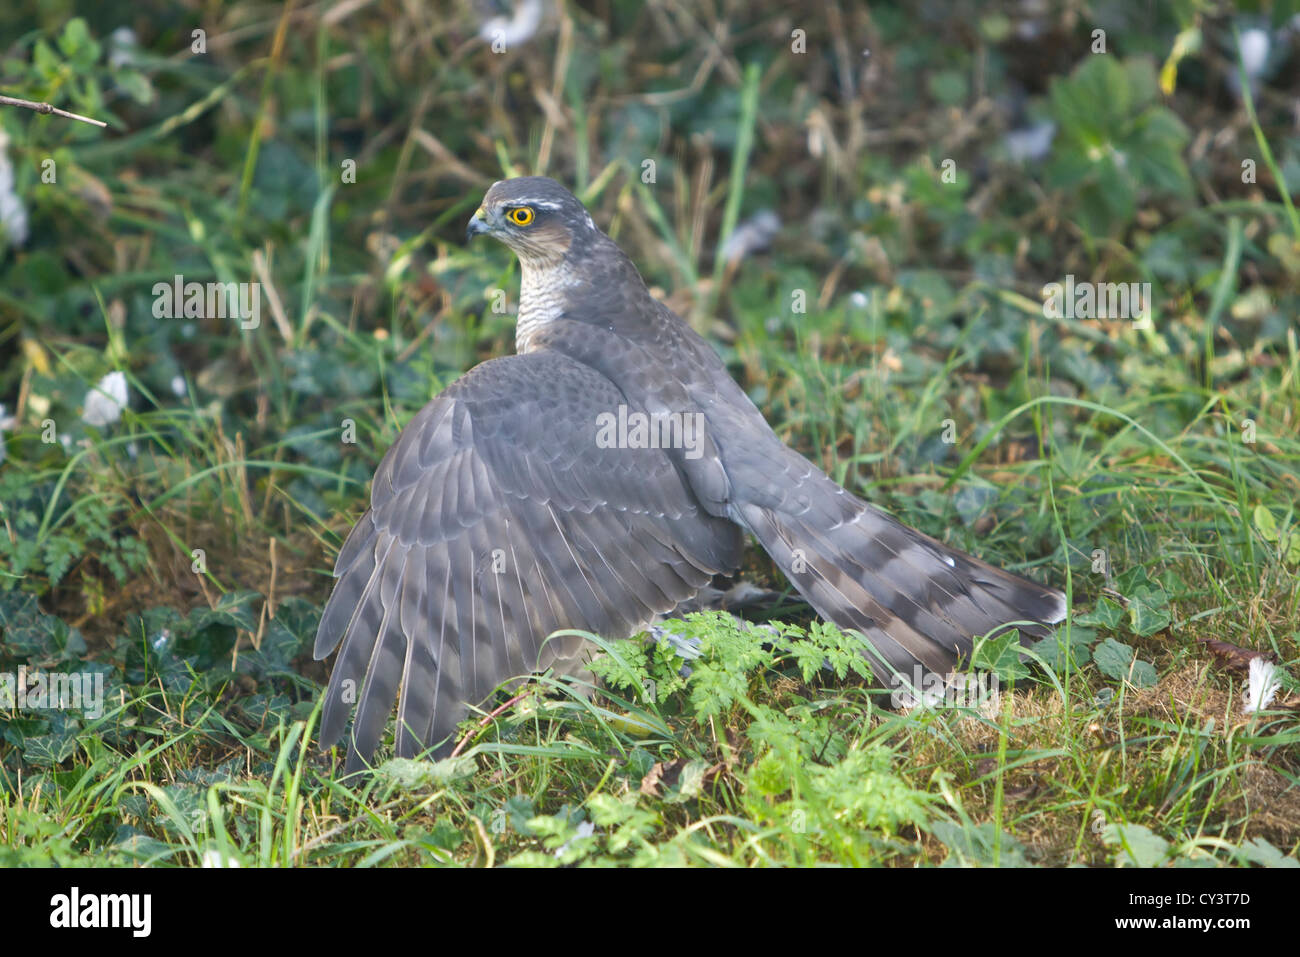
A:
[508,206,534,226]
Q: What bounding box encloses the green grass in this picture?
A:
[1,3,1298,866]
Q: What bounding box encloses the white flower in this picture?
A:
[553,820,595,858]
[720,210,781,264]
[82,371,129,427]
[1242,657,1281,715]
[108,26,139,69]
[200,848,241,868]
[0,403,12,465]
[1239,29,1270,82]
[479,0,543,48]
[0,128,29,249]
[1004,121,1056,164]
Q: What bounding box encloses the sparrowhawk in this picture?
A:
[314,176,1066,770]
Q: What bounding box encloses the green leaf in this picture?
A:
[374,755,476,790]
[417,821,465,853]
[1103,822,1171,867]
[1030,625,1094,671]
[1093,637,1136,681]
[933,820,1030,867]
[1129,658,1158,688]
[1127,587,1171,636]
[33,39,60,77]
[664,759,710,803]
[58,18,102,70]
[1046,55,1191,235]
[1231,837,1300,868]
[22,732,80,768]
[1254,504,1279,542]
[928,70,968,106]
[748,751,789,798]
[0,592,88,663]
[1114,566,1171,636]
[1074,597,1124,631]
[503,795,537,836]
[192,590,261,633]
[115,70,155,106]
[972,629,1029,682]
[1093,637,1156,688]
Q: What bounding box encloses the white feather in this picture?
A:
[1242,657,1281,715]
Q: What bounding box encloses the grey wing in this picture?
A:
[313,352,743,771]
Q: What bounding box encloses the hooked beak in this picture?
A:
[466,207,492,241]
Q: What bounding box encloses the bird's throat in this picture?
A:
[516,260,575,353]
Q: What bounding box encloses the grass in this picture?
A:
[1,2,1298,867]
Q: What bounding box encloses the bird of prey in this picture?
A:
[314,176,1066,770]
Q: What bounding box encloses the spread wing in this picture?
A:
[313,351,743,771]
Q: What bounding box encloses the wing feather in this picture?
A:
[316,352,742,768]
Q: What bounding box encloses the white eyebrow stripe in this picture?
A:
[505,199,564,210]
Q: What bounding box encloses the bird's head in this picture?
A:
[465,176,598,268]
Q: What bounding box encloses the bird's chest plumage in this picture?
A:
[516,263,574,353]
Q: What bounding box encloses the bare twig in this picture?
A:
[450,691,531,757]
[0,93,107,128]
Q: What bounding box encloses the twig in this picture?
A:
[450,691,531,757]
[0,93,107,128]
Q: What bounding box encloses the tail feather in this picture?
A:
[737,480,1065,684]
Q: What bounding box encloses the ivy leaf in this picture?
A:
[933,820,1030,867]
[0,592,87,663]
[23,732,79,768]
[1103,822,1172,867]
[1093,637,1136,681]
[1114,566,1171,636]
[1129,658,1158,688]
[1093,637,1157,687]
[239,596,319,680]
[1127,587,1171,637]
[972,629,1029,682]
[1030,625,1094,671]
[192,590,261,633]
[1074,596,1124,631]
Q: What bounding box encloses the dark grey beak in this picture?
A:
[466,208,491,241]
